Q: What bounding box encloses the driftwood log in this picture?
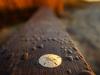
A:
[0,8,95,75]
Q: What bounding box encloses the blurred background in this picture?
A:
[0,0,100,75]
[64,2,100,75]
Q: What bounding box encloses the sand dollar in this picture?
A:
[39,54,62,68]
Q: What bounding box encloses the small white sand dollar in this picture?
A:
[39,54,62,68]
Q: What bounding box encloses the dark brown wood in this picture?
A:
[0,8,95,75]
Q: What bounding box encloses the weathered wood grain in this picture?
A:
[0,8,95,75]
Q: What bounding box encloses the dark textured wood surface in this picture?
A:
[0,8,95,75]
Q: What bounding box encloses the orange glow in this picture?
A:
[0,0,34,10]
[0,0,64,14]
[14,0,34,9]
[0,0,63,8]
[0,0,88,14]
[0,0,8,9]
